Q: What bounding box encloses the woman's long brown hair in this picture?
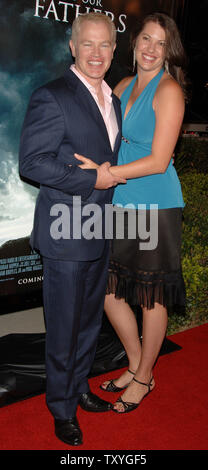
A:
[132,12,188,99]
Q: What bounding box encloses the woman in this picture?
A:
[76,12,187,413]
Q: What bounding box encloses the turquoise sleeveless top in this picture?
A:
[113,69,185,209]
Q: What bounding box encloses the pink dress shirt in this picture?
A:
[70,64,118,150]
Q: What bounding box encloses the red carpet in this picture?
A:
[0,323,207,451]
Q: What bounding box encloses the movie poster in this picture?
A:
[0,0,184,312]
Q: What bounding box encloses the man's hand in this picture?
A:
[74,153,99,169]
[95,162,126,189]
[74,153,126,189]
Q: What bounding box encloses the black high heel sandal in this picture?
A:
[113,376,154,413]
[100,369,135,393]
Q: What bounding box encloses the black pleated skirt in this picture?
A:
[107,207,186,310]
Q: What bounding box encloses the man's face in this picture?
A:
[70,20,116,87]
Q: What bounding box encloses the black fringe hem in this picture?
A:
[106,263,186,311]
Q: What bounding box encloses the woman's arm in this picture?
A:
[110,78,185,179]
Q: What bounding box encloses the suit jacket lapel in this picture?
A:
[63,69,122,153]
[112,94,122,152]
[77,82,111,144]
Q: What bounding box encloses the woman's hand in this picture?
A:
[74,153,99,169]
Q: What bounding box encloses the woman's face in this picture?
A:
[135,21,166,74]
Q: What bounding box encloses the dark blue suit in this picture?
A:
[19,69,121,419]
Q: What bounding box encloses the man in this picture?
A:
[19,13,124,446]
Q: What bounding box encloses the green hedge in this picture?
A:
[167,138,208,334]
[174,137,208,174]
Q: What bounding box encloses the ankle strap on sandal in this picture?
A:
[133,377,153,392]
[128,369,136,376]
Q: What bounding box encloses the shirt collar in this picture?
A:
[70,64,112,103]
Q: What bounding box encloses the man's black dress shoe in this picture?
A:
[55,417,83,446]
[79,391,113,412]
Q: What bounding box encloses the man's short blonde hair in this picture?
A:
[71,12,116,45]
